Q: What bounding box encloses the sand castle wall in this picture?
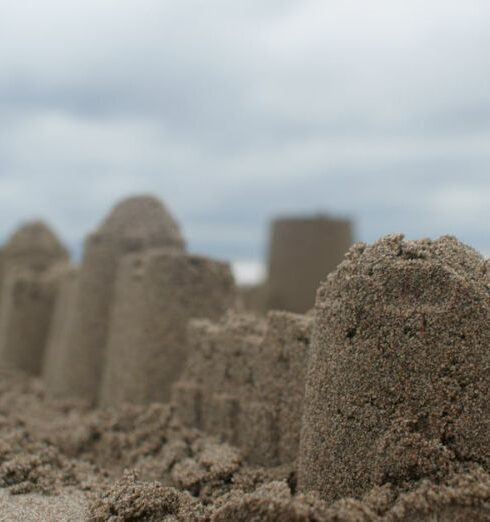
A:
[265,216,352,313]
[299,234,490,501]
[99,249,236,406]
[0,222,69,374]
[173,310,312,466]
[48,196,186,403]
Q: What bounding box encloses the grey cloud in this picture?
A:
[1,0,490,271]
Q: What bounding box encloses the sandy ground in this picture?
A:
[0,370,488,521]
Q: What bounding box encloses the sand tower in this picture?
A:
[0,222,69,374]
[299,235,490,501]
[99,249,236,406]
[42,266,79,390]
[46,196,185,403]
[265,216,352,313]
[172,310,312,466]
[0,221,68,275]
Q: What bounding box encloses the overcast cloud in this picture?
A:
[1,1,490,282]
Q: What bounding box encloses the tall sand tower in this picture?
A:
[299,235,490,501]
[44,196,185,403]
[99,249,236,406]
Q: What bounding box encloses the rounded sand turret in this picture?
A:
[0,222,69,374]
[2,221,68,274]
[299,234,490,501]
[44,195,185,403]
[97,195,185,251]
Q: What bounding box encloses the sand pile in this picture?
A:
[300,234,490,502]
[0,367,488,520]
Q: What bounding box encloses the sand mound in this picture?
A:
[88,471,203,521]
[300,234,490,501]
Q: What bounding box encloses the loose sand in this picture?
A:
[0,369,488,521]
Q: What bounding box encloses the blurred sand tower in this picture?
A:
[42,266,79,388]
[265,216,352,313]
[44,196,185,403]
[0,222,69,374]
[99,250,236,406]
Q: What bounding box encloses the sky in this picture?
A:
[1,1,490,284]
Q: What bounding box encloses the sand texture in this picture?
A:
[0,205,489,521]
[174,310,314,467]
[0,370,488,521]
[99,249,236,406]
[299,234,490,501]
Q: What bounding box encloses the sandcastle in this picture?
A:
[299,234,490,501]
[0,222,69,375]
[0,200,489,519]
[173,310,313,466]
[99,249,236,406]
[45,196,186,402]
[265,216,352,313]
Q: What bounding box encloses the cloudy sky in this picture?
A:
[1,1,490,283]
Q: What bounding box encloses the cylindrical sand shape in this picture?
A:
[42,266,79,392]
[266,216,352,313]
[257,311,313,465]
[173,310,312,467]
[0,222,69,373]
[49,196,185,402]
[99,249,236,406]
[0,264,67,375]
[299,234,490,501]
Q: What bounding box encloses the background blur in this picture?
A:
[1,0,490,284]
